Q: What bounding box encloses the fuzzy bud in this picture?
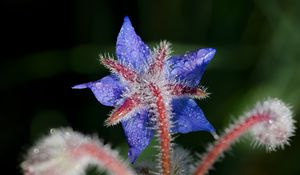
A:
[248,98,296,150]
[21,128,135,175]
[193,98,296,175]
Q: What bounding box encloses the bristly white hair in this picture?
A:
[247,98,296,151]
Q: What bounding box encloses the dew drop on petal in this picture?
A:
[131,50,138,58]
[95,82,102,88]
[170,68,179,76]
[137,123,143,128]
[184,61,189,67]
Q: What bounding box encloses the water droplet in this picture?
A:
[62,146,68,151]
[95,82,102,88]
[64,131,71,137]
[267,146,275,151]
[184,61,190,67]
[180,124,187,128]
[171,69,179,76]
[131,50,138,59]
[33,148,39,154]
[50,128,56,135]
[137,123,143,128]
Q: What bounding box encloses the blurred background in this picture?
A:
[1,0,300,174]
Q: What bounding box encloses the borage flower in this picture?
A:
[73,16,216,164]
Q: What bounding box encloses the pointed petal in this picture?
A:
[72,75,125,107]
[116,16,151,72]
[171,98,215,134]
[121,110,154,163]
[164,48,216,87]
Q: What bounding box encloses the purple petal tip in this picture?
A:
[207,48,216,52]
[128,149,138,164]
[207,48,216,56]
[201,48,216,60]
[72,83,89,89]
[124,16,130,22]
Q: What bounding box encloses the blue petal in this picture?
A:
[171,98,215,134]
[116,16,151,72]
[72,75,125,107]
[121,109,154,163]
[164,48,216,87]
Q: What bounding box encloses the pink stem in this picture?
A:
[149,84,171,175]
[193,114,270,175]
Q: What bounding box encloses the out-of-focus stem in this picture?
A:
[193,115,270,175]
[75,143,135,175]
[21,128,136,175]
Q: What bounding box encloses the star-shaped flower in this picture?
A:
[73,16,216,163]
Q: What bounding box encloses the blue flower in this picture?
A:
[73,16,216,163]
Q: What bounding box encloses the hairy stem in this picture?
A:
[75,143,135,175]
[193,114,270,175]
[149,84,171,175]
[21,128,136,175]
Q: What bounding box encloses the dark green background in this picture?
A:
[1,0,300,174]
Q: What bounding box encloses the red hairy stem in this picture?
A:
[149,83,171,175]
[106,94,141,125]
[193,114,270,175]
[101,59,137,82]
[74,143,134,175]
